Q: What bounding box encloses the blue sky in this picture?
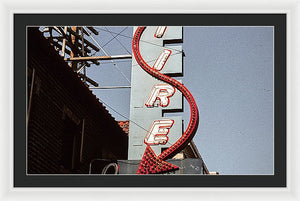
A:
[86,26,274,175]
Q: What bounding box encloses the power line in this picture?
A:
[99,51,182,67]
[97,98,148,133]
[104,27,131,54]
[83,27,131,84]
[97,97,174,147]
[94,27,183,54]
[102,26,128,48]
[88,26,181,147]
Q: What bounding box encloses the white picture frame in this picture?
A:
[1,0,298,200]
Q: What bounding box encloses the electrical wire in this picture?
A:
[99,51,182,67]
[94,27,183,54]
[86,26,182,147]
[102,27,128,48]
[98,98,148,133]
[104,27,132,54]
[83,27,131,84]
[97,97,174,146]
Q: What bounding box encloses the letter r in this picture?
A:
[145,84,175,107]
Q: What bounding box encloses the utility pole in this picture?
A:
[70,26,77,70]
[41,26,132,88]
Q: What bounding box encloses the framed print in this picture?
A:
[2,0,298,199]
[13,13,286,187]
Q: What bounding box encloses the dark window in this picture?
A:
[61,118,82,171]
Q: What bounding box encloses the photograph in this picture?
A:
[14,14,286,187]
[27,25,273,176]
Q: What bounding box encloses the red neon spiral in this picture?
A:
[132,26,199,161]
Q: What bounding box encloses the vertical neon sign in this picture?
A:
[129,26,199,174]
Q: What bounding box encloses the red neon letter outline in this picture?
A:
[133,26,199,174]
[144,119,174,145]
[154,26,167,38]
[145,84,175,107]
[153,49,172,71]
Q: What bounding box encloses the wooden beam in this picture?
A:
[52,27,94,66]
[57,27,90,55]
[67,27,100,52]
[47,27,99,66]
[61,26,67,57]
[58,28,99,65]
[70,26,77,70]
[78,73,99,87]
[64,54,132,62]
[55,37,92,54]
[48,39,71,55]
[87,26,99,35]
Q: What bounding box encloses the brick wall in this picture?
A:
[27,28,128,174]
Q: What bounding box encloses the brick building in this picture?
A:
[27,28,128,174]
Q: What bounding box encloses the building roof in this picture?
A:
[28,27,127,137]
